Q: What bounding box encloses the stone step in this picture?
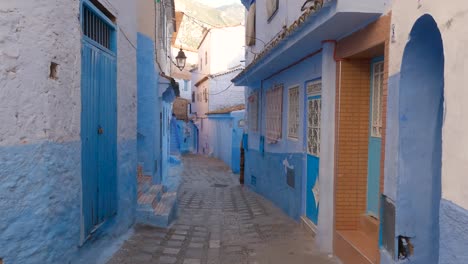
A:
[335,230,379,264]
[360,214,379,241]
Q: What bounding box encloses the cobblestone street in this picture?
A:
[108,155,339,264]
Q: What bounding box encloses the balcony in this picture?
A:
[233,0,386,85]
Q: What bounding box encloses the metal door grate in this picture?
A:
[82,4,113,50]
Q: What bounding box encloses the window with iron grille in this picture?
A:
[266,84,283,143]
[371,61,384,138]
[82,4,114,51]
[248,92,259,132]
[288,85,300,139]
[307,80,322,157]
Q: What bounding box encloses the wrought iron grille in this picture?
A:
[82,5,113,50]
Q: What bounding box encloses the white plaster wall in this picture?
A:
[246,0,304,65]
[0,0,137,262]
[389,0,468,209]
[198,32,211,75]
[108,0,138,142]
[193,82,209,117]
[210,26,245,72]
[176,79,192,100]
[0,0,81,146]
[209,71,245,111]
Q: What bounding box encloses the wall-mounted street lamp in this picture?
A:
[175,48,187,71]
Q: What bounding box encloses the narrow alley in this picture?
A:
[3,0,468,263]
[108,155,338,264]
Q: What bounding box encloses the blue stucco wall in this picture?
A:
[0,139,137,264]
[382,15,444,264]
[207,115,234,169]
[244,149,304,220]
[231,111,245,174]
[137,33,159,179]
[439,199,468,264]
[245,51,322,221]
[175,120,197,154]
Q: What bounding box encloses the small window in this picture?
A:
[266,84,283,143]
[82,3,115,51]
[205,51,208,65]
[266,0,279,22]
[371,61,384,138]
[200,59,203,70]
[288,85,300,139]
[203,88,208,102]
[248,92,259,132]
[246,3,256,46]
[192,91,195,103]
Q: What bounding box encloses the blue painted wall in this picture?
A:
[382,15,444,263]
[206,110,245,174]
[439,200,468,264]
[244,150,304,220]
[231,111,245,174]
[176,120,198,154]
[207,114,234,169]
[244,52,322,220]
[137,33,159,180]
[0,140,137,264]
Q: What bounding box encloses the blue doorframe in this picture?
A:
[80,0,117,239]
[366,57,384,217]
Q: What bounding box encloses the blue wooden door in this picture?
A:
[366,59,384,217]
[81,0,117,238]
[306,80,322,224]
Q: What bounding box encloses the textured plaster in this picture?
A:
[0,0,137,262]
[0,1,81,146]
[389,0,468,210]
[384,10,445,264]
[439,199,468,264]
[209,70,245,112]
[316,42,336,254]
[244,149,304,220]
[0,142,81,264]
[206,115,234,167]
[137,33,159,178]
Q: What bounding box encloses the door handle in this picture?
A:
[98,126,104,135]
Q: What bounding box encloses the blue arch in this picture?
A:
[397,14,444,263]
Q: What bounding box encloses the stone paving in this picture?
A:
[108,155,339,264]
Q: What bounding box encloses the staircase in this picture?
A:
[136,167,178,227]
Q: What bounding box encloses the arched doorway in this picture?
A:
[397,14,444,262]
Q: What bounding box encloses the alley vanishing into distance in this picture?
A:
[108,155,338,264]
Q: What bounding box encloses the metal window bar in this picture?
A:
[82,4,113,51]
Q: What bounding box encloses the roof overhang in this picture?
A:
[232,0,385,86]
[194,76,209,87]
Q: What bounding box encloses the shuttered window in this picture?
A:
[266,84,283,143]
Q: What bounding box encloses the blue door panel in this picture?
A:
[306,154,319,224]
[366,58,384,217]
[81,38,117,237]
[367,137,381,216]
